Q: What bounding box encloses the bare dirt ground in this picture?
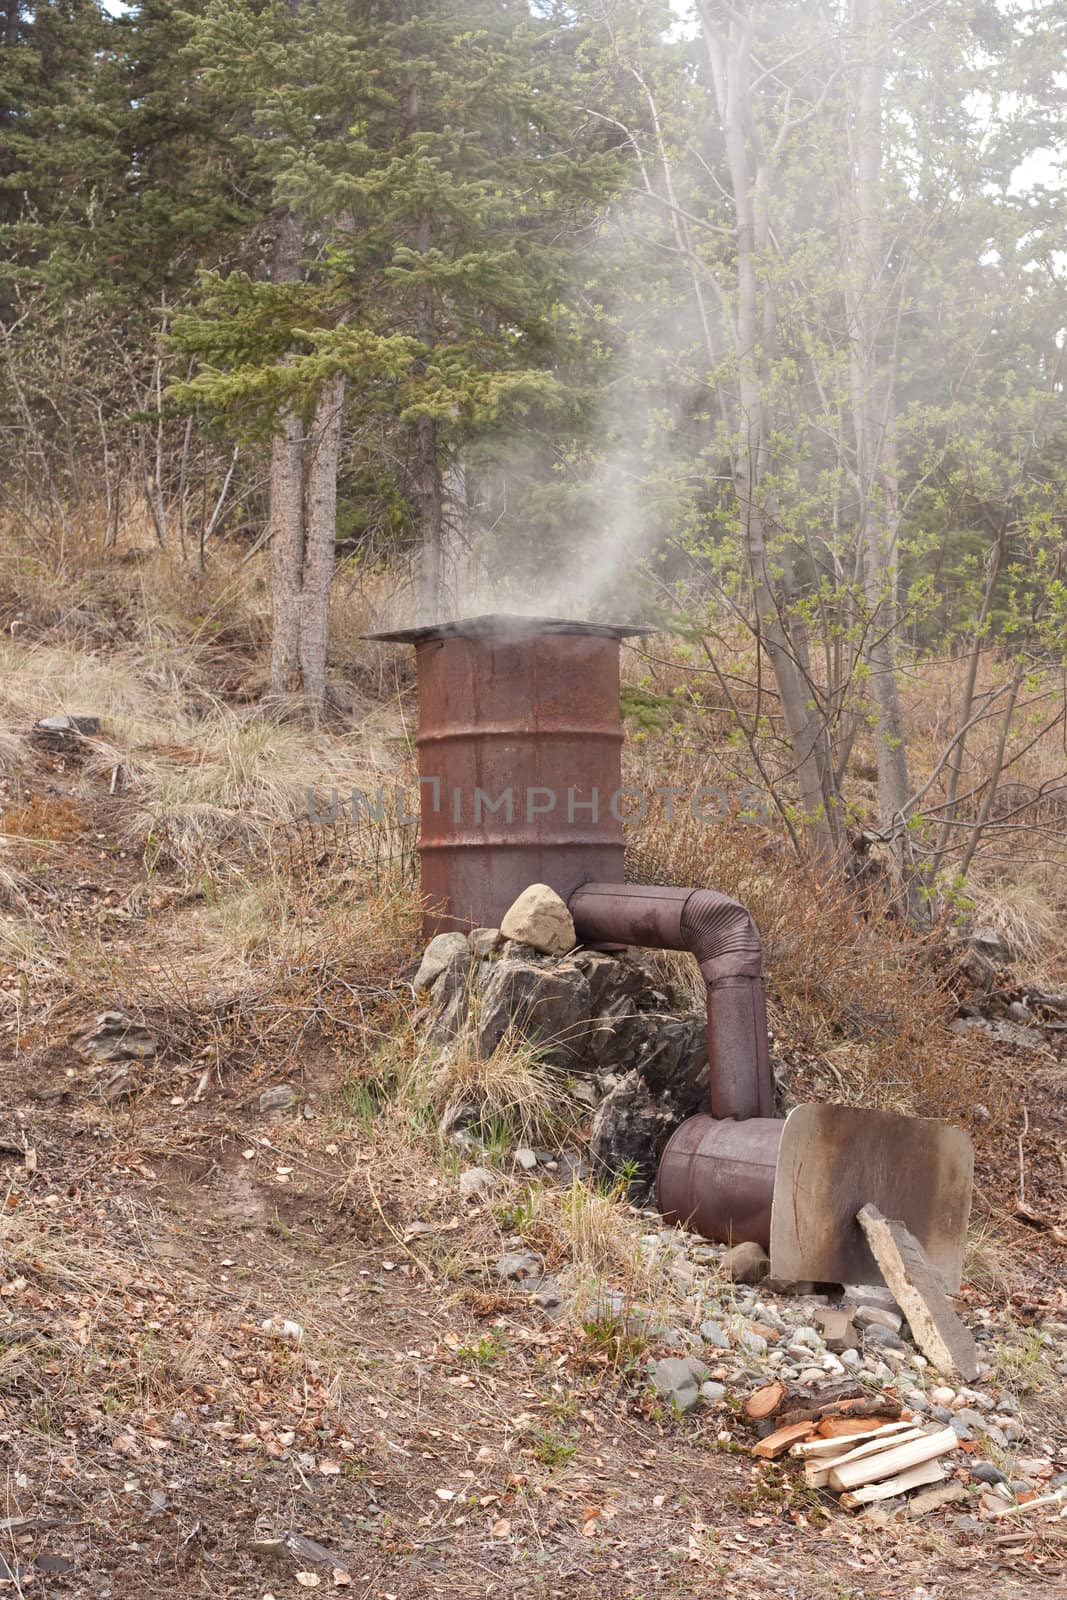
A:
[1,1080,1063,1600]
[1,741,1065,1600]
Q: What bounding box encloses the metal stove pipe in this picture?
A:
[569,882,775,1122]
[569,880,779,1246]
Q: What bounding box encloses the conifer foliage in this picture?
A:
[0,1,1063,881]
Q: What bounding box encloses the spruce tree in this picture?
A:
[173,0,627,710]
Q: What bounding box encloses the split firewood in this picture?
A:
[839,1459,946,1509]
[856,1204,979,1382]
[803,1427,925,1489]
[815,1414,903,1440]
[816,1426,924,1473]
[744,1381,787,1420]
[792,1419,917,1459]
[905,1481,968,1519]
[828,1426,958,1492]
[779,1395,902,1428]
[751,1421,815,1459]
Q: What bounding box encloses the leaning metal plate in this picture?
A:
[769,1104,974,1293]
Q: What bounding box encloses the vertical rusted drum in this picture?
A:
[656,1113,784,1247]
[367,615,648,936]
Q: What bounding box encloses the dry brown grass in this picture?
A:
[625,809,956,1112]
[416,1023,584,1150]
[624,628,1067,977]
[3,793,86,842]
[0,642,403,884]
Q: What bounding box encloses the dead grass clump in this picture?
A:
[0,638,165,735]
[0,912,65,975]
[960,867,1062,968]
[0,514,395,710]
[0,729,27,777]
[170,879,417,1065]
[557,1181,649,1279]
[3,793,86,842]
[110,708,389,876]
[407,1019,585,1153]
[0,857,33,912]
[502,1179,668,1311]
[0,515,268,663]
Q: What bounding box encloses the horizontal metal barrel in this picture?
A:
[656,1113,784,1247]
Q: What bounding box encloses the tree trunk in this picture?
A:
[700,4,838,859]
[411,201,443,624]
[300,372,345,719]
[269,207,305,696]
[415,411,443,624]
[400,36,444,625]
[270,400,305,694]
[844,0,919,914]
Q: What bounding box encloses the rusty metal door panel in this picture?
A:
[769,1104,974,1292]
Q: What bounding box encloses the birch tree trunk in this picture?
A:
[300,371,345,719]
[269,207,306,696]
[698,2,839,858]
[844,0,918,912]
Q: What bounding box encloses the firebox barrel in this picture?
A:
[656,1114,783,1247]
[370,612,782,1251]
[367,615,649,936]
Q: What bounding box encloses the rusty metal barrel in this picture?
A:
[368,615,649,936]
[656,1114,784,1247]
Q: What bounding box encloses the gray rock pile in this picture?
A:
[412,900,711,1191]
[484,1209,1063,1520]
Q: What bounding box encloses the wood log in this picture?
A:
[815,1414,904,1440]
[828,1426,958,1492]
[857,1205,979,1381]
[808,1381,866,1404]
[751,1421,815,1459]
[804,1446,921,1491]
[905,1482,967,1519]
[811,1426,925,1483]
[779,1396,902,1428]
[744,1381,787,1420]
[792,1419,916,1458]
[840,1459,946,1508]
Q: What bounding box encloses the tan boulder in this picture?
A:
[500,884,576,955]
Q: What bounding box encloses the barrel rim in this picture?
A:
[365,613,654,644]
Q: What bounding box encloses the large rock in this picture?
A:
[414,932,471,992]
[649,1356,704,1414]
[720,1241,770,1285]
[76,1011,157,1064]
[500,884,576,955]
[587,1016,708,1195]
[31,713,100,751]
[588,1064,706,1198]
[477,958,590,1067]
[577,951,656,1014]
